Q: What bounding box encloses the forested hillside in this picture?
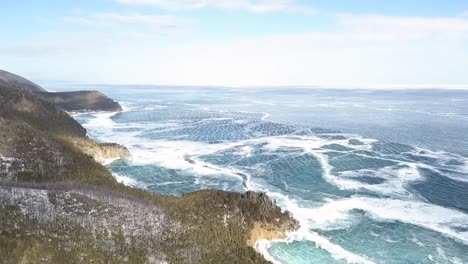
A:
[0,70,298,263]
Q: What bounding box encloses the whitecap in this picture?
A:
[251,191,375,263]
[309,197,468,244]
[72,99,468,264]
[112,172,143,187]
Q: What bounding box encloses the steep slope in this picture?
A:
[0,85,128,184]
[0,85,86,136]
[1,68,122,112]
[0,69,46,92]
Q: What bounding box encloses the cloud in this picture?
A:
[96,13,181,28]
[6,13,468,86]
[62,17,93,24]
[0,43,69,57]
[110,14,468,86]
[335,14,468,41]
[63,13,185,29]
[114,0,315,13]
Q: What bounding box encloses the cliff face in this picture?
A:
[241,192,299,246]
[65,137,131,163]
[248,222,293,247]
[0,70,298,264]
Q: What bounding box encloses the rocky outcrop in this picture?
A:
[0,69,46,92]
[94,143,131,162]
[241,191,299,246]
[38,91,123,112]
[247,222,294,247]
[241,191,277,210]
[65,137,130,163]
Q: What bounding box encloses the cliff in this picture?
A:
[0,70,298,264]
[241,192,299,246]
[62,136,130,163]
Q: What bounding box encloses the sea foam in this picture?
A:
[75,99,468,264]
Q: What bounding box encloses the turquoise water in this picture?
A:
[58,85,468,264]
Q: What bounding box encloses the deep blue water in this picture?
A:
[53,85,468,264]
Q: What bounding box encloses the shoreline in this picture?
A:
[76,100,382,264]
[69,104,298,263]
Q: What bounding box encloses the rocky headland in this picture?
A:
[0,69,298,263]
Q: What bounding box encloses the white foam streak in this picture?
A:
[302,232,375,264]
[335,163,422,197]
[413,147,468,183]
[125,140,243,179]
[236,146,253,157]
[75,103,468,264]
[261,192,468,262]
[255,239,283,264]
[81,113,250,188]
[84,111,120,129]
[312,197,468,244]
[101,157,120,166]
[258,192,375,264]
[261,112,271,120]
[258,135,422,197]
[112,172,142,187]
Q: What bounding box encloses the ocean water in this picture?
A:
[55,85,468,264]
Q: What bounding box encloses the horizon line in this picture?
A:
[40,80,468,90]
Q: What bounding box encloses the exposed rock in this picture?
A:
[241,191,299,246]
[247,222,292,247]
[67,137,130,163]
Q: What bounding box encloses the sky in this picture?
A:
[1,0,468,88]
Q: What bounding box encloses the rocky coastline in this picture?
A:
[0,69,298,263]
